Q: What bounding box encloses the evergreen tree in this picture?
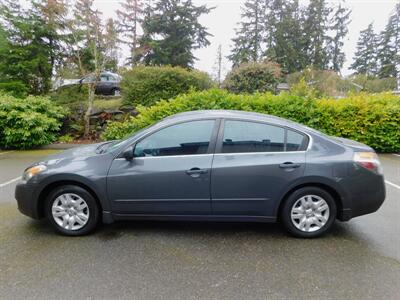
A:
[303,0,331,69]
[0,0,59,94]
[138,0,213,68]
[32,0,69,74]
[228,0,265,67]
[265,0,307,73]
[350,23,379,76]
[116,0,144,66]
[327,2,351,72]
[377,3,400,79]
[103,18,120,71]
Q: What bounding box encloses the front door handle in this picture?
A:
[279,162,301,169]
[186,168,208,177]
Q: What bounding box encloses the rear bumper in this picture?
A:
[15,182,41,219]
[349,187,386,219]
[338,176,386,221]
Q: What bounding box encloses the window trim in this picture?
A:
[215,118,310,154]
[116,118,221,159]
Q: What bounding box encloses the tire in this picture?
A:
[112,88,121,96]
[281,187,337,238]
[45,185,100,236]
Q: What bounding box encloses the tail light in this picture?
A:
[353,152,383,174]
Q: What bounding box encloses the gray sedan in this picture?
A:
[15,110,385,238]
[80,72,121,96]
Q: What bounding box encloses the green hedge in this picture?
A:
[121,66,214,107]
[0,94,66,149]
[102,89,400,153]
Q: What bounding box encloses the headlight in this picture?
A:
[23,165,47,181]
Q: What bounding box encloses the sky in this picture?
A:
[94,0,399,77]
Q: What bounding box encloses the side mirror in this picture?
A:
[122,147,134,161]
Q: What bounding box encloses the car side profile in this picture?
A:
[15,110,385,238]
[79,72,121,96]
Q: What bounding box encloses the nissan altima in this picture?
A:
[15,110,385,238]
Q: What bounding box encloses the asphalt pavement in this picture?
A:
[0,150,399,299]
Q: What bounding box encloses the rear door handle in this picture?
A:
[279,162,301,169]
[186,168,208,177]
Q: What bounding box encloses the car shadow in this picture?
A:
[23,217,364,244]
[94,219,357,242]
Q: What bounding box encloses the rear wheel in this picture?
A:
[281,187,336,238]
[45,185,100,236]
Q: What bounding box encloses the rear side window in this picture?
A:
[286,130,307,151]
[221,120,307,153]
[222,120,285,153]
[134,120,215,157]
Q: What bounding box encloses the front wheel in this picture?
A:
[45,185,100,236]
[281,187,337,238]
[112,88,121,96]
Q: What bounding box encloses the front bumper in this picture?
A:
[15,182,41,219]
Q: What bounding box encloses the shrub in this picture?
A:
[350,74,397,93]
[223,61,282,94]
[0,81,29,98]
[50,84,89,105]
[102,89,400,153]
[287,69,355,98]
[58,134,74,143]
[121,66,214,107]
[0,94,66,149]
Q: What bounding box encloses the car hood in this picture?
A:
[38,142,113,166]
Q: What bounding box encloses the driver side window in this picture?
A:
[134,120,215,157]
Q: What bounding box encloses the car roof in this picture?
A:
[161,110,309,132]
[102,71,119,76]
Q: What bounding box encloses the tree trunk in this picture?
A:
[132,0,138,66]
[84,83,95,138]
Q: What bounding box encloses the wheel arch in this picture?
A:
[276,181,344,221]
[37,180,103,219]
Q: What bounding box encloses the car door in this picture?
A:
[211,119,307,217]
[104,74,117,94]
[95,74,108,94]
[107,119,219,215]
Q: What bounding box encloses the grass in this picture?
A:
[93,98,122,110]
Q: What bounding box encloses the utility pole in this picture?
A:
[215,44,223,87]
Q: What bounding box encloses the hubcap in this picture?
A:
[52,193,89,231]
[290,195,330,232]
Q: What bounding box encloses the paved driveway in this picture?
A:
[0,150,399,299]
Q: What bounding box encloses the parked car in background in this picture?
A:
[15,110,385,238]
[80,72,122,96]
